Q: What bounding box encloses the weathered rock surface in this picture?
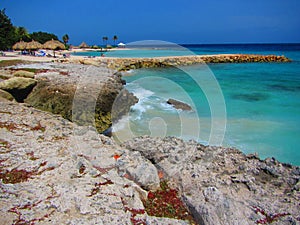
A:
[116,150,160,191]
[0,89,14,101]
[13,70,35,78]
[0,58,297,224]
[0,101,188,225]
[21,63,137,132]
[0,77,37,102]
[1,98,299,224]
[167,98,192,111]
[0,70,13,80]
[123,136,300,225]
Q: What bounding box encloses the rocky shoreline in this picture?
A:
[0,59,299,224]
[0,62,138,133]
[0,100,299,225]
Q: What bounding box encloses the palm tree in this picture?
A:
[113,35,118,47]
[102,36,108,47]
[62,34,69,46]
[15,27,30,42]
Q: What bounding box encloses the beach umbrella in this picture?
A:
[43,39,65,57]
[79,42,89,49]
[12,40,28,50]
[26,40,43,50]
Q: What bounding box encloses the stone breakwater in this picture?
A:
[0,100,299,224]
[69,54,291,70]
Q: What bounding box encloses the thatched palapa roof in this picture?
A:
[43,39,65,50]
[79,42,89,49]
[26,40,43,50]
[12,41,28,50]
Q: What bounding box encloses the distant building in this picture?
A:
[117,42,126,48]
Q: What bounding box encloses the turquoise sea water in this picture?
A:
[73,48,192,58]
[111,44,300,166]
[73,43,300,58]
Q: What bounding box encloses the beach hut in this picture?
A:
[43,39,65,57]
[117,42,126,48]
[12,40,28,50]
[79,42,89,49]
[26,40,43,50]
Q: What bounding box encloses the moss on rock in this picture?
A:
[25,79,75,121]
[13,70,35,78]
[25,69,138,133]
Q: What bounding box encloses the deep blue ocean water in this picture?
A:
[111,44,300,166]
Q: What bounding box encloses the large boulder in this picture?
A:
[25,79,76,120]
[0,77,37,102]
[25,63,138,133]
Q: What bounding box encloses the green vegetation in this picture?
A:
[15,26,31,42]
[0,8,60,50]
[102,36,108,46]
[62,34,69,45]
[62,34,70,49]
[30,31,58,44]
[113,35,118,46]
[0,9,18,50]
[0,60,32,67]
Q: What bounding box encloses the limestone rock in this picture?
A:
[13,70,35,78]
[24,63,138,133]
[79,58,101,66]
[25,78,76,122]
[0,77,37,102]
[0,101,191,224]
[123,136,300,225]
[116,151,160,191]
[0,89,14,101]
[0,72,12,80]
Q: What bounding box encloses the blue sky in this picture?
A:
[1,0,300,45]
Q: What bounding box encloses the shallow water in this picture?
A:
[112,44,300,165]
[73,49,193,58]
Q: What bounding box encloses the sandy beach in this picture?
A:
[0,50,86,62]
[0,48,135,62]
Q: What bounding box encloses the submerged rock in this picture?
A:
[167,98,192,111]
